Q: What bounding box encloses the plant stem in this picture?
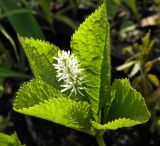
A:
[96,134,106,146]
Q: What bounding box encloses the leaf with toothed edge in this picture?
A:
[0,132,25,146]
[13,79,94,135]
[91,118,140,130]
[13,3,151,138]
[71,4,110,116]
[91,79,150,131]
[18,36,60,89]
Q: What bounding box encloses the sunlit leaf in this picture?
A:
[92,79,150,131]
[14,80,93,135]
[0,132,25,146]
[18,36,60,88]
[71,4,110,115]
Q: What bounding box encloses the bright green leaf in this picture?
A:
[0,132,25,146]
[71,4,110,115]
[92,118,139,130]
[107,79,150,124]
[94,79,150,131]
[18,36,60,88]
[13,80,93,135]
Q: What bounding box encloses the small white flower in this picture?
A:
[53,50,87,97]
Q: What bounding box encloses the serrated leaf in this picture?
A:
[92,118,139,130]
[93,79,150,131]
[0,132,25,146]
[107,79,150,123]
[13,80,93,135]
[18,36,60,88]
[71,4,110,115]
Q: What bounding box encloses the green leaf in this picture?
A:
[92,79,150,131]
[0,79,4,97]
[0,0,44,39]
[107,0,121,20]
[108,79,150,123]
[141,31,155,54]
[0,67,30,78]
[128,61,140,78]
[92,118,139,130]
[148,74,159,87]
[18,36,60,88]
[119,20,136,40]
[0,132,25,146]
[13,80,93,135]
[132,76,141,88]
[0,24,19,60]
[122,0,140,20]
[71,4,110,115]
[38,0,51,22]
[54,14,76,29]
[115,61,135,71]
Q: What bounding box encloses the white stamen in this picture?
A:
[53,50,87,97]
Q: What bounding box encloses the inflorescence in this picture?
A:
[53,50,87,97]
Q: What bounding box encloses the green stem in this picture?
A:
[96,134,106,146]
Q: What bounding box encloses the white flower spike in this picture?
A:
[53,50,87,97]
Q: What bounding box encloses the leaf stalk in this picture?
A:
[96,134,106,146]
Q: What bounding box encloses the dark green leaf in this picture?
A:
[0,67,30,78]
[1,0,44,39]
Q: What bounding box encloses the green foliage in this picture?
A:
[107,79,150,123]
[14,3,150,146]
[0,0,44,39]
[0,116,13,131]
[71,4,110,116]
[107,0,139,20]
[0,24,18,60]
[0,132,25,146]
[14,79,93,135]
[107,0,121,19]
[116,31,159,97]
[0,67,30,78]
[122,0,140,19]
[18,37,60,88]
[92,79,150,131]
